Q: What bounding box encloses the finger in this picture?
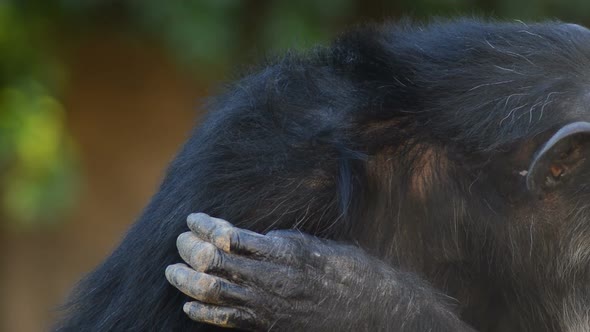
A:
[165,263,251,305]
[183,301,258,330]
[187,213,281,257]
[176,232,224,272]
[176,231,293,285]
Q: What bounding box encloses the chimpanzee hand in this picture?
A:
[166,213,475,331]
[165,213,403,331]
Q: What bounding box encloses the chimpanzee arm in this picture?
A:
[56,27,476,331]
[166,213,476,332]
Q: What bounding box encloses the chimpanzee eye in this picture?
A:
[549,165,563,178]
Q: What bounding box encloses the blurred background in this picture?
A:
[0,1,589,331]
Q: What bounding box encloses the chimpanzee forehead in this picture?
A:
[396,20,590,151]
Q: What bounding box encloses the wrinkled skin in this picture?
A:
[166,213,472,331]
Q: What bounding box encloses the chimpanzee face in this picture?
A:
[474,120,590,290]
[439,22,590,285]
[526,123,590,270]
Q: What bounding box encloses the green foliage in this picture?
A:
[262,0,354,51]
[0,83,78,228]
[0,2,76,229]
[128,0,242,74]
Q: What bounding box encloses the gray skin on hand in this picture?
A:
[165,213,392,331]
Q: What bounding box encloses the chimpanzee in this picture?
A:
[56,19,590,332]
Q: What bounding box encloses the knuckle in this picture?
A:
[230,313,254,328]
[188,273,215,300]
[207,245,224,272]
[188,272,203,289]
[204,278,223,300]
[211,226,232,252]
[210,308,231,326]
[228,229,241,252]
[211,226,226,239]
[189,242,220,272]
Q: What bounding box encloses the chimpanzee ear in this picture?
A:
[526,122,590,194]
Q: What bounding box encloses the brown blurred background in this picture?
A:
[1,1,589,331]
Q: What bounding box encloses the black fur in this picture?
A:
[56,18,590,331]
